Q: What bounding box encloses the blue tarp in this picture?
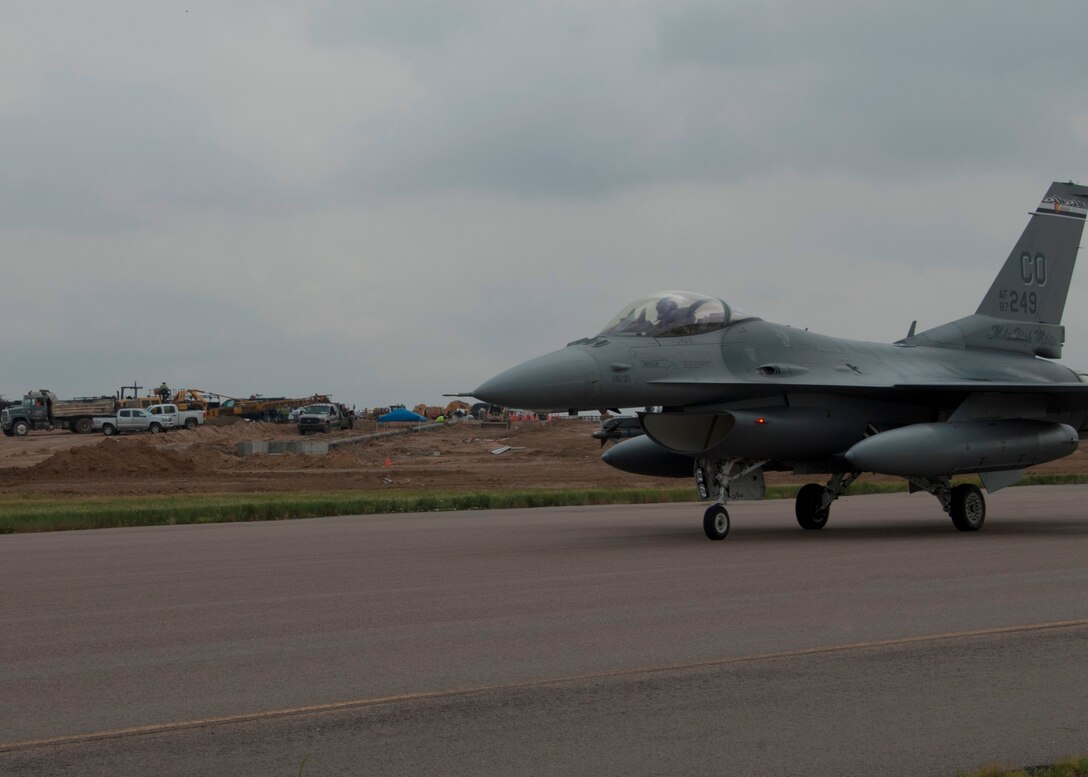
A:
[378,408,428,423]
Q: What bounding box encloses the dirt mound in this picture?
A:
[25,438,237,478]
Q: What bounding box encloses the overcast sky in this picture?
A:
[2,1,1086,408]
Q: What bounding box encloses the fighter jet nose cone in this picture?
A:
[475,348,599,411]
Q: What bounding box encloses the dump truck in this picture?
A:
[1,390,118,436]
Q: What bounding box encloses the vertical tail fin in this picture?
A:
[908,182,1087,358]
[976,181,1088,325]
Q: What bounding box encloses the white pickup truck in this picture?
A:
[93,408,165,436]
[146,403,205,430]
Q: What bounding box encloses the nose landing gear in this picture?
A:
[694,457,768,541]
[703,504,730,540]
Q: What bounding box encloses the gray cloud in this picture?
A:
[0,71,284,232]
[310,0,481,48]
[320,1,1087,198]
[1,2,1086,408]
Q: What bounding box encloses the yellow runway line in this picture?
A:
[4,618,1087,754]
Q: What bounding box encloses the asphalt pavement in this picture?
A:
[2,487,1088,775]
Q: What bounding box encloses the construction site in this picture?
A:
[2,408,1088,501]
[0,381,663,496]
[0,414,687,497]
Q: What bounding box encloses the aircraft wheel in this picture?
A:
[795,483,830,530]
[950,484,985,531]
[703,504,730,541]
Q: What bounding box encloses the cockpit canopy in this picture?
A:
[597,291,751,338]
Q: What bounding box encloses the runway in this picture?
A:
[3,487,1088,775]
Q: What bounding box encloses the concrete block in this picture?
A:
[236,439,327,456]
[235,441,269,457]
[293,440,328,455]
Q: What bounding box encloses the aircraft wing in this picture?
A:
[894,382,1088,391]
[887,382,1088,414]
[647,378,1088,411]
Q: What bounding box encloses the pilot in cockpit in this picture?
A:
[600,292,743,338]
[655,297,683,328]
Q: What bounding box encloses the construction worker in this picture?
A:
[158,382,170,403]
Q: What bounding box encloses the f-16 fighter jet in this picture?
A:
[472,182,1088,539]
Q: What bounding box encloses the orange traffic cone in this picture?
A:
[384,455,391,467]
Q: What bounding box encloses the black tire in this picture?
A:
[2,428,13,437]
[102,424,117,436]
[795,483,830,530]
[74,417,93,434]
[149,422,163,434]
[703,504,730,540]
[299,429,307,436]
[184,418,198,430]
[950,483,986,531]
[13,421,30,438]
[323,422,331,433]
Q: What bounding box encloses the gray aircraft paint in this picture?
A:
[471,182,1088,537]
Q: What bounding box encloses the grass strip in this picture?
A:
[959,756,1088,777]
[1,473,1085,534]
[0,488,694,534]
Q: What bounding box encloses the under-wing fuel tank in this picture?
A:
[844,420,1078,476]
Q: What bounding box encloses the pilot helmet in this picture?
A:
[656,297,679,319]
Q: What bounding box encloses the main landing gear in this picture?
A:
[794,471,860,531]
[909,477,986,532]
